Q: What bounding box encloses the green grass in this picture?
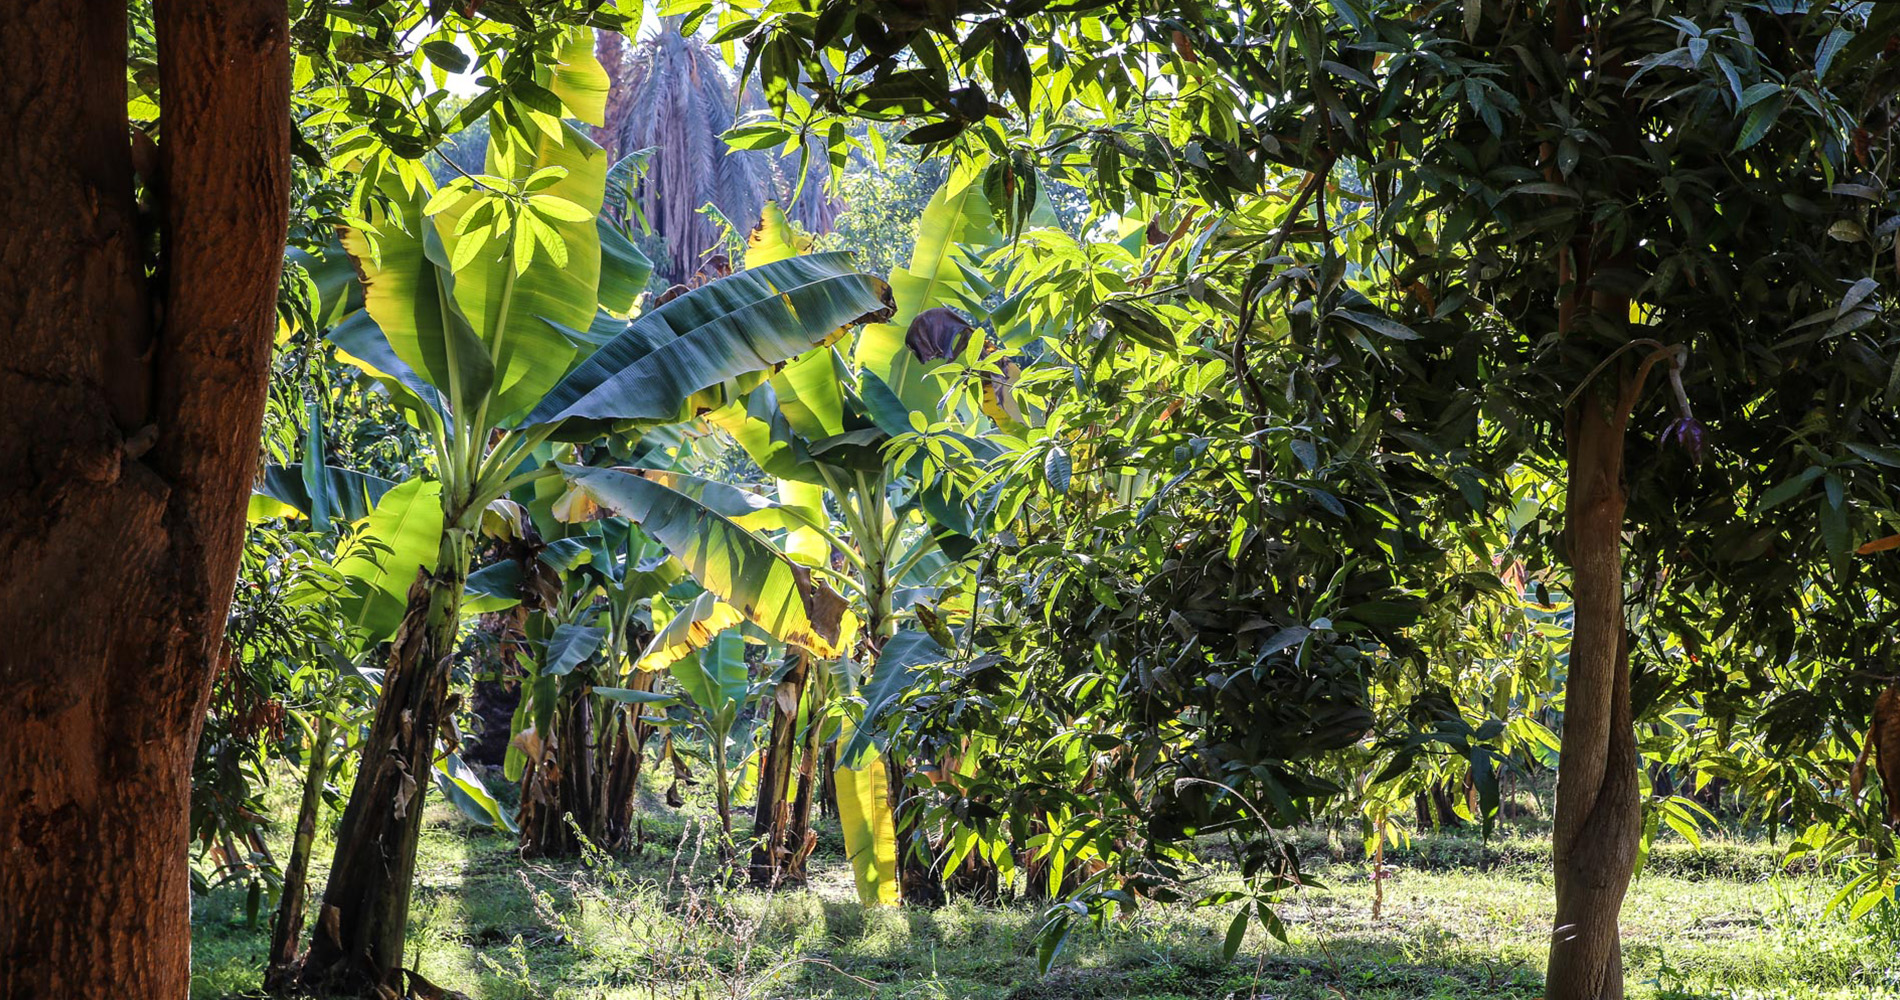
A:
[191,786,1900,1000]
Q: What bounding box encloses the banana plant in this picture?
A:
[476,506,684,857]
[576,175,1015,903]
[537,165,1020,904]
[762,170,1016,906]
[297,37,891,991]
[661,625,759,843]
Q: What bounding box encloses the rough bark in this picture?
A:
[750,654,812,887]
[301,546,469,995]
[517,685,643,857]
[1546,386,1644,1000]
[593,29,636,161]
[0,0,289,995]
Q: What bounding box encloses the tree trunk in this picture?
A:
[943,843,1001,903]
[520,685,640,857]
[750,654,812,887]
[0,0,289,995]
[1546,386,1643,1000]
[519,686,580,856]
[783,668,829,874]
[821,743,839,819]
[600,707,642,847]
[265,711,337,992]
[301,534,471,994]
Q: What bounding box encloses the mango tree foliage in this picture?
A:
[742,1,1900,990]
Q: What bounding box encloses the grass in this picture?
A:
[191,782,1900,1000]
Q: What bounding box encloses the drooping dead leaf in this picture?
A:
[551,483,601,523]
[905,307,976,363]
[480,498,528,541]
[392,768,417,819]
[511,726,547,765]
[1851,685,1900,826]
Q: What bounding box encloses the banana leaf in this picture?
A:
[334,478,445,644]
[598,222,654,316]
[835,718,901,906]
[744,201,810,267]
[545,28,608,127]
[258,463,397,524]
[855,161,998,409]
[703,385,821,483]
[636,590,747,673]
[777,479,831,567]
[523,252,892,429]
[327,310,449,422]
[447,120,606,422]
[557,465,855,657]
[670,628,750,733]
[839,630,950,766]
[338,176,493,416]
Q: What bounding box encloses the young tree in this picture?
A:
[0,1,290,995]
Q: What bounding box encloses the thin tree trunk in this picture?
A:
[821,744,839,820]
[0,0,289,994]
[265,710,337,992]
[301,532,471,993]
[713,732,734,841]
[784,667,829,876]
[1546,386,1643,1000]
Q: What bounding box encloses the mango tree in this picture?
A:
[746,3,1900,994]
[0,1,290,993]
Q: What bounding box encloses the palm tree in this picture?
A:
[602,21,842,283]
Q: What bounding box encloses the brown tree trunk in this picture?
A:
[1546,386,1644,1000]
[593,29,635,160]
[0,0,289,995]
[519,671,649,856]
[301,540,470,994]
[520,686,599,857]
[518,687,575,856]
[600,708,642,847]
[750,654,811,887]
